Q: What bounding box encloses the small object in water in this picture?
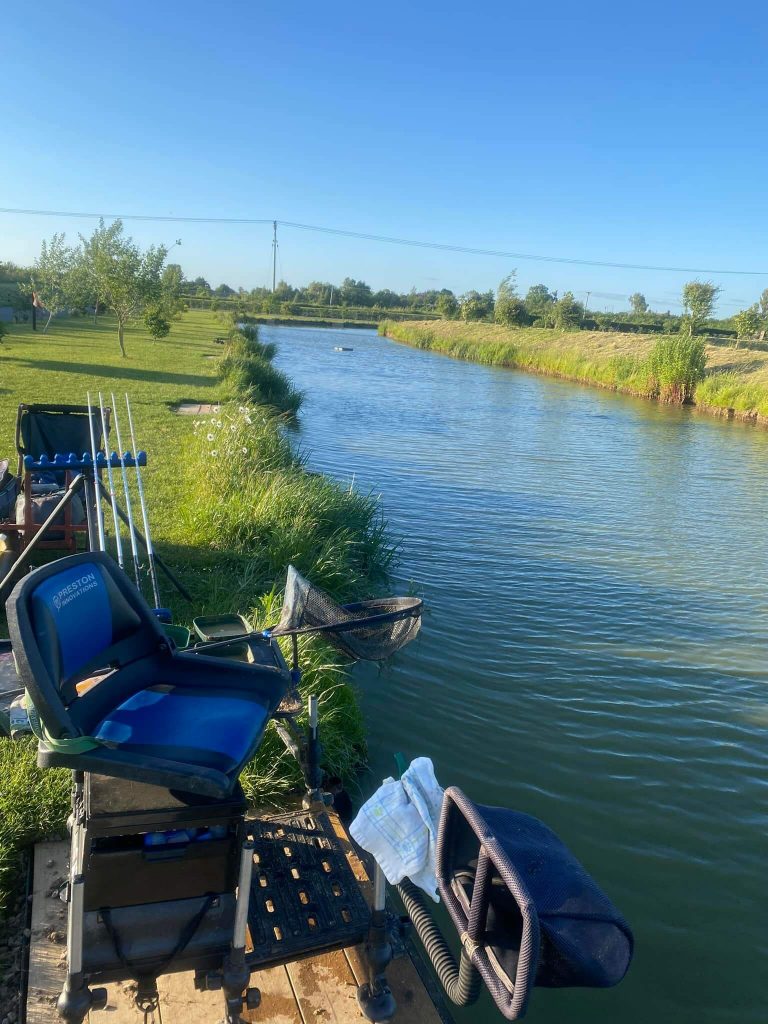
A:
[333,346,354,352]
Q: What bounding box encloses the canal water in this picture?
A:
[268,325,767,1024]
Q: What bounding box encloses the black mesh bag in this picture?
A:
[273,565,422,661]
[437,787,633,1020]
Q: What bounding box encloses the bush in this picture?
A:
[144,307,171,340]
[647,335,707,403]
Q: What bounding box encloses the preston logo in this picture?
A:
[52,572,99,612]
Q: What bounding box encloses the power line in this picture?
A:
[0,204,766,277]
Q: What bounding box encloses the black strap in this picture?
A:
[101,893,217,986]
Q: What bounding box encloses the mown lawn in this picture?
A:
[0,311,224,564]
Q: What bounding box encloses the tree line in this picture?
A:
[4,221,768,347]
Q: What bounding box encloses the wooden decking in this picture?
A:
[27,814,446,1023]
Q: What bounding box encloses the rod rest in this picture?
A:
[24,451,147,470]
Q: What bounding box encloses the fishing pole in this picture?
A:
[124,394,162,610]
[85,392,106,553]
[98,394,124,570]
[110,392,141,589]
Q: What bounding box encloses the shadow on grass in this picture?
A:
[1,357,214,389]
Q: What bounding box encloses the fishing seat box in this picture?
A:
[81,774,245,912]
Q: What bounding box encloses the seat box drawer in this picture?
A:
[84,837,237,910]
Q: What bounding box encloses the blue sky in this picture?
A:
[2,0,767,313]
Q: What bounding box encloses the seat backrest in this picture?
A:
[16,404,107,463]
[6,552,169,739]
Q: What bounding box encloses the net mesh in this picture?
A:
[274,565,422,661]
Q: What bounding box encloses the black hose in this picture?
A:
[396,878,481,1007]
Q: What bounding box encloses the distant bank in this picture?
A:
[381,319,768,427]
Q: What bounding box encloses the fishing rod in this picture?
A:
[85,392,106,553]
[124,394,162,611]
[97,394,124,570]
[110,392,141,589]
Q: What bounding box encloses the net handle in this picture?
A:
[190,602,421,656]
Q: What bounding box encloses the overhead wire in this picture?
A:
[0,205,766,277]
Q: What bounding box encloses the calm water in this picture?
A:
[267,325,767,1024]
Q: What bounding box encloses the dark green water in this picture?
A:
[268,325,767,1024]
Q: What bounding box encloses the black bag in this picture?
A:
[0,460,19,522]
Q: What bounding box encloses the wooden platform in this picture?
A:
[27,814,448,1024]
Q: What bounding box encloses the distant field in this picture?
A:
[381,320,768,421]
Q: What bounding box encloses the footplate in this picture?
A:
[245,809,370,969]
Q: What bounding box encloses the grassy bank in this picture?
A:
[0,311,392,912]
[381,320,768,421]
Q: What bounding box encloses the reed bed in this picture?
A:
[381,320,768,420]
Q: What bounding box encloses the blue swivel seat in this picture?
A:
[7,551,290,1023]
[8,551,287,798]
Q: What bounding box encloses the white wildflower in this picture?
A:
[207,433,215,441]
[210,450,218,457]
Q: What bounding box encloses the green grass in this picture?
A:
[0,741,69,911]
[0,310,392,913]
[381,319,768,419]
[218,323,303,415]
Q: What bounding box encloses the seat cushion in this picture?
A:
[93,685,270,775]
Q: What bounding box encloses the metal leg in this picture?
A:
[357,862,397,1022]
[57,817,107,1022]
[302,695,324,808]
[221,839,260,1023]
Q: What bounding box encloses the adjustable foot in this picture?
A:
[57,976,107,1023]
[356,981,396,1023]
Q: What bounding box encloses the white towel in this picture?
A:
[350,757,444,902]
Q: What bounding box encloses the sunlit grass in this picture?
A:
[0,310,392,913]
[381,319,768,419]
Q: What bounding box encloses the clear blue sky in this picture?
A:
[2,0,767,313]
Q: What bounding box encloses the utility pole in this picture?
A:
[583,291,591,324]
[272,221,278,293]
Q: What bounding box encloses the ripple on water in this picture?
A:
[271,326,768,1024]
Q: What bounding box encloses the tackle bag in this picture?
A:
[0,460,18,522]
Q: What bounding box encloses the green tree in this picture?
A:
[459,290,494,321]
[28,233,75,332]
[340,278,373,306]
[494,272,526,326]
[81,219,168,357]
[524,284,555,322]
[629,292,649,314]
[733,304,761,347]
[552,291,582,330]
[436,292,459,319]
[161,263,186,319]
[682,280,720,336]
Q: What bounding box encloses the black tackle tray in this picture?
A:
[245,809,370,969]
